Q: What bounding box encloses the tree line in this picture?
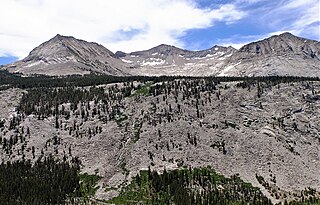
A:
[109,166,273,205]
[1,70,319,89]
[0,156,81,205]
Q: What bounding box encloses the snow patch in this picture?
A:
[151,52,158,56]
[218,62,241,76]
[142,58,165,66]
[66,56,77,62]
[194,56,206,60]
[218,53,232,60]
[25,61,43,67]
[214,47,219,51]
[215,51,225,56]
[121,59,133,63]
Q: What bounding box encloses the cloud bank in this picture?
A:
[0,0,245,58]
[0,0,318,59]
[212,0,320,49]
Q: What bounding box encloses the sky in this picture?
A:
[0,0,319,65]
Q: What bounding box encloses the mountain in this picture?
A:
[1,33,320,204]
[4,34,128,76]
[117,32,320,77]
[2,32,320,77]
[117,44,237,76]
[221,32,320,76]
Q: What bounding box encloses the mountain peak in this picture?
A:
[54,33,64,38]
[279,32,293,36]
[270,32,301,41]
[50,34,75,42]
[151,44,183,52]
[5,34,127,76]
[210,45,236,51]
[3,32,319,77]
[156,44,175,48]
[238,32,318,56]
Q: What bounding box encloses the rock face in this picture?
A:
[222,32,320,76]
[3,32,320,76]
[4,34,128,76]
[238,33,319,57]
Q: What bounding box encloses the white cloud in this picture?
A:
[290,3,320,37]
[217,32,283,49]
[218,0,320,49]
[234,0,266,4]
[0,0,246,58]
[259,0,320,39]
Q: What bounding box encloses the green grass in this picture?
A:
[79,173,101,197]
[107,167,271,205]
[107,170,152,204]
[133,82,153,96]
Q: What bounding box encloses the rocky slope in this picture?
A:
[117,44,237,76]
[1,77,319,204]
[2,32,320,77]
[222,32,320,76]
[118,32,320,77]
[4,34,129,76]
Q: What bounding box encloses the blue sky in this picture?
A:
[0,0,319,65]
[0,56,18,65]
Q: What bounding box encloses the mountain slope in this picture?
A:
[220,32,320,76]
[4,34,129,76]
[2,32,320,77]
[115,33,320,77]
[1,77,319,204]
[118,44,237,76]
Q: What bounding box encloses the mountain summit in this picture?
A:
[5,34,128,76]
[238,32,319,57]
[3,32,320,77]
[224,32,320,76]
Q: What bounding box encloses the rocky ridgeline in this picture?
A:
[4,34,129,76]
[2,32,320,77]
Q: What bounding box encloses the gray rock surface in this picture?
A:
[120,44,237,76]
[4,34,129,76]
[2,32,319,77]
[1,80,319,203]
[223,32,320,76]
